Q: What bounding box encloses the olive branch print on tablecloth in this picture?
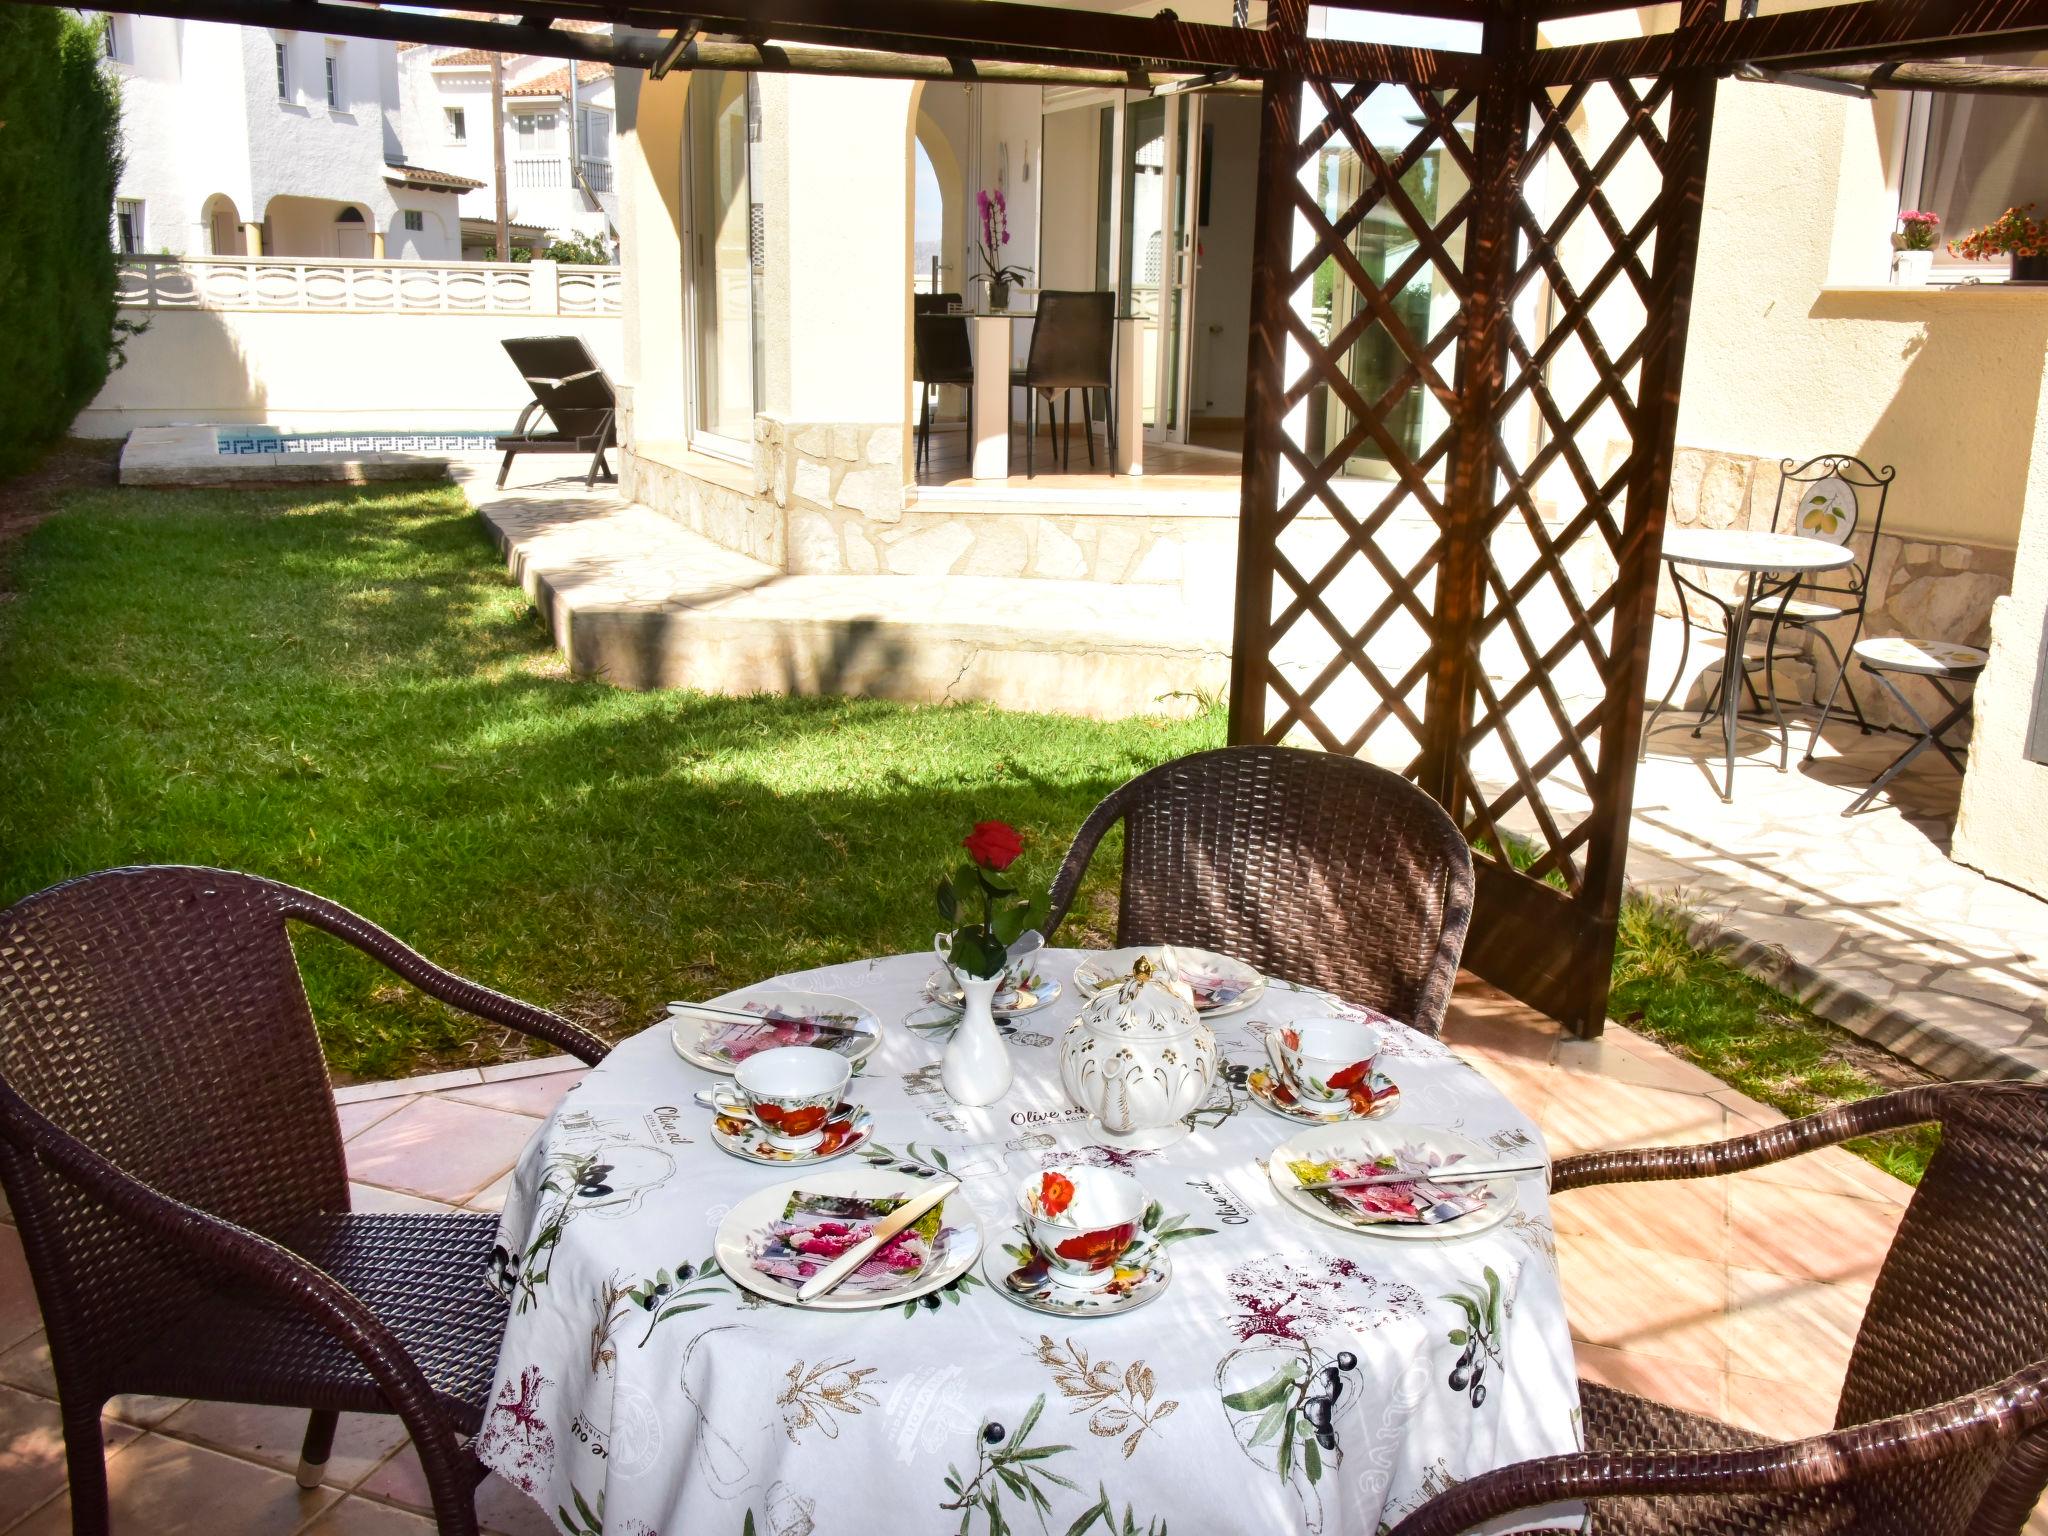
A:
[629,1256,731,1347]
[1030,1335,1179,1459]
[590,1272,635,1374]
[1065,1484,1168,1536]
[861,1139,956,1179]
[940,1394,1079,1536]
[778,1356,883,1443]
[1442,1266,1505,1409]
[515,1149,621,1312]
[903,1269,987,1317]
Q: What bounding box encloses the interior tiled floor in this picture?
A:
[1,986,2038,1534]
[909,420,1243,491]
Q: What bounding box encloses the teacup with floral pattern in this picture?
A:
[1018,1165,1146,1290]
[1263,1017,1382,1109]
[710,1046,853,1152]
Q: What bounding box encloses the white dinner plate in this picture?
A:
[1267,1123,1520,1242]
[1072,945,1266,1017]
[669,989,882,1075]
[713,1165,983,1312]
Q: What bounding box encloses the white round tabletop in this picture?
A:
[1660,526,1857,574]
[475,950,1584,1536]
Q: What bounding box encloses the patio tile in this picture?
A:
[1557,1231,1730,1371]
[462,1172,514,1215]
[333,1069,482,1105]
[1537,1071,1729,1158]
[1725,1183,1902,1288]
[0,1383,141,1530]
[478,1056,591,1083]
[1722,1369,1842,1443]
[301,1498,437,1535]
[356,1444,553,1536]
[1553,1036,1726,1095]
[1572,1341,1724,1423]
[1550,1174,1730,1265]
[443,1071,584,1119]
[347,1184,462,1217]
[0,1228,40,1356]
[0,1334,186,1428]
[1721,1267,1871,1391]
[338,1097,417,1141]
[5,1432,339,1536]
[343,1098,541,1204]
[155,1402,410,1489]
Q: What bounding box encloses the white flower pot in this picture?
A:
[1892,249,1934,286]
[941,974,1013,1107]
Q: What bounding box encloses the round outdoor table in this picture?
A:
[478,950,1586,1536]
[1642,526,1858,802]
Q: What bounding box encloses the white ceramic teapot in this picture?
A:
[1058,954,1217,1148]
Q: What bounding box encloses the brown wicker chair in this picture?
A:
[0,866,610,1536]
[1044,745,1474,1036]
[1389,1082,2048,1535]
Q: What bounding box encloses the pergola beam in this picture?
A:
[1774,56,2048,90]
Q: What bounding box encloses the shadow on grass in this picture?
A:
[0,480,1221,1079]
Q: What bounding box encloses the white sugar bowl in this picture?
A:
[1059,955,1217,1148]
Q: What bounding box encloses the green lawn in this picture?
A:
[0,481,1219,1080]
[0,477,1931,1184]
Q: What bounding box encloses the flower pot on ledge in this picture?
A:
[2011,253,2048,284]
[1891,249,1934,286]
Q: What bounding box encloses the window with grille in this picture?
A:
[115,199,144,255]
[273,38,290,101]
[324,43,342,109]
[446,106,466,141]
[403,209,425,232]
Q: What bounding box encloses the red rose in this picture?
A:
[962,820,1024,871]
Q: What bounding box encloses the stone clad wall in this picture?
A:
[1661,446,2015,731]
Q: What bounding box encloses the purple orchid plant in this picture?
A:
[975,187,1032,289]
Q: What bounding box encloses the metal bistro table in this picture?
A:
[1640,526,1858,802]
[476,950,1586,1536]
[966,305,1147,481]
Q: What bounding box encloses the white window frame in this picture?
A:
[445,105,466,142]
[273,37,292,102]
[577,106,612,162]
[103,15,129,64]
[324,41,343,110]
[115,199,145,255]
[1896,73,2048,282]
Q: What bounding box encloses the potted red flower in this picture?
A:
[1892,210,1939,286]
[1947,204,2048,283]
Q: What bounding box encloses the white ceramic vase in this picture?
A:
[1892,248,1934,286]
[941,973,1013,1106]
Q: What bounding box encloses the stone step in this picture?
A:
[471,477,1232,718]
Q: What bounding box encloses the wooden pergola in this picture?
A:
[34,0,2048,1034]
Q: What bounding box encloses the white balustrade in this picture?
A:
[114,254,623,316]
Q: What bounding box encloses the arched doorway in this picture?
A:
[334,205,371,258]
[911,99,964,297]
[201,194,244,255]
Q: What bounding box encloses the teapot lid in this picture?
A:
[1079,953,1203,1038]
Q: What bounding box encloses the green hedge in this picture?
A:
[0,8,123,479]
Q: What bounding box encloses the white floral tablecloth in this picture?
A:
[479,950,1586,1536]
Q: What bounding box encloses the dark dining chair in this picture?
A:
[1390,1081,2048,1536]
[1011,290,1116,478]
[913,292,973,475]
[0,866,610,1536]
[1757,453,1897,760]
[1044,745,1473,1036]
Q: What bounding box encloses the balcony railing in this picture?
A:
[114,254,623,315]
[510,156,564,189]
[577,158,613,193]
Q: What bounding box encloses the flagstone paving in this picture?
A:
[0,982,2037,1534]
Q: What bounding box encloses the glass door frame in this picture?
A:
[680,70,761,465]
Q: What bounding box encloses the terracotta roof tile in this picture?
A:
[505,61,611,96]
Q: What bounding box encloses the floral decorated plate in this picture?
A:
[670,990,882,1075]
[981,1226,1170,1318]
[1247,1066,1401,1125]
[921,966,1063,1019]
[714,1166,983,1312]
[1072,945,1266,1017]
[1267,1124,1519,1243]
[709,1101,875,1167]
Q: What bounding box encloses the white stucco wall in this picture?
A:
[614,62,689,443]
[75,306,623,434]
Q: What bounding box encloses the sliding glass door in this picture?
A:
[1117,93,1199,442]
[688,71,761,452]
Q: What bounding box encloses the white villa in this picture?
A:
[98,13,616,261]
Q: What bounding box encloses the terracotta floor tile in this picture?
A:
[1553,1036,1726,1096]
[1722,1370,1841,1442]
[301,1497,437,1535]
[1550,1174,1730,1265]
[1742,1142,1914,1206]
[356,1444,549,1535]
[1557,1230,1730,1370]
[157,1401,410,1489]
[442,1071,584,1119]
[5,1432,341,1533]
[1537,1071,1730,1159]
[0,1227,42,1356]
[1721,1267,1871,1392]
[0,1383,142,1530]
[1441,988,1562,1065]
[338,1097,417,1142]
[343,1098,540,1204]
[1573,1341,1725,1423]
[347,1184,462,1217]
[0,1333,186,1428]
[1726,1182,1903,1287]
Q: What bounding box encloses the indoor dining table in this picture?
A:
[964,300,1147,481]
[477,949,1587,1536]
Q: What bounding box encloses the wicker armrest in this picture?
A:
[1385,1359,2048,1536]
[1043,778,1144,941]
[1550,1084,1947,1193]
[0,1080,469,1467]
[279,885,610,1066]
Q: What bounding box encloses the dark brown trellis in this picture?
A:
[28,0,2048,1034]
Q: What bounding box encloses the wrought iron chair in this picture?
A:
[1011,290,1116,478]
[913,292,973,474]
[0,866,610,1536]
[1759,453,1897,760]
[1043,745,1473,1036]
[1389,1081,2048,1535]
